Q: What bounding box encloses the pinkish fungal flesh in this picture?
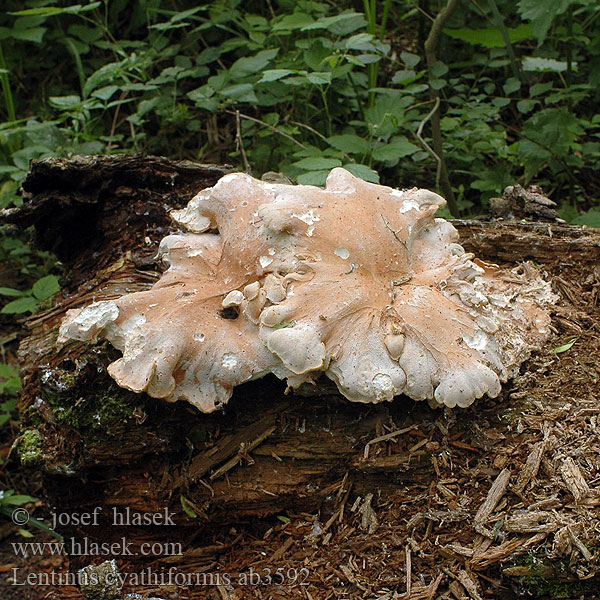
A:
[58,168,555,413]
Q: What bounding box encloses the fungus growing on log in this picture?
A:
[58,168,555,413]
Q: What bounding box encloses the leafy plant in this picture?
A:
[0,274,60,314]
[0,490,63,540]
[0,363,20,427]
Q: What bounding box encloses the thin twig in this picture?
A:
[415,96,442,191]
[235,109,250,173]
[225,109,306,149]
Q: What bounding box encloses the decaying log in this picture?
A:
[3,155,600,599]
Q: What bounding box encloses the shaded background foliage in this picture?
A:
[0,0,598,221]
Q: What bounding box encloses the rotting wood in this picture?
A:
[474,468,511,525]
[4,155,600,600]
[560,456,591,502]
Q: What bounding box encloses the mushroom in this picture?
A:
[58,169,555,413]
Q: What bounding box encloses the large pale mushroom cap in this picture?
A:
[58,169,555,412]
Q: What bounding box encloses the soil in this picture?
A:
[0,156,599,600]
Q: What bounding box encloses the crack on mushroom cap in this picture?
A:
[57,168,556,413]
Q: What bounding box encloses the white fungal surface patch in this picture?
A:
[221,353,238,369]
[58,167,555,413]
[259,255,274,268]
[291,209,320,236]
[462,330,488,351]
[399,199,421,213]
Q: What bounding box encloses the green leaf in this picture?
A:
[229,49,279,80]
[429,78,446,90]
[296,170,330,186]
[293,157,342,170]
[516,99,539,113]
[0,287,23,297]
[1,297,37,314]
[277,515,291,524]
[2,494,37,506]
[9,3,101,16]
[529,82,553,97]
[517,0,579,43]
[18,528,34,538]
[32,275,60,301]
[391,70,418,84]
[342,164,379,183]
[503,77,521,95]
[400,51,420,68]
[180,495,197,518]
[272,13,314,31]
[549,338,577,354]
[306,72,332,85]
[431,61,449,78]
[444,24,532,48]
[301,11,366,36]
[572,209,600,228]
[326,134,370,155]
[259,69,294,83]
[48,95,81,109]
[219,83,257,103]
[372,138,420,163]
[522,57,570,72]
[10,27,46,44]
[91,85,119,101]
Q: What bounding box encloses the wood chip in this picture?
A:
[456,569,483,600]
[559,457,590,502]
[503,511,559,533]
[474,468,511,525]
[514,440,546,492]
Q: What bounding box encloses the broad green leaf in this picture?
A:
[0,414,11,427]
[272,13,314,31]
[522,57,570,72]
[517,0,579,43]
[516,99,539,113]
[432,61,449,78]
[48,95,82,109]
[503,77,521,95]
[293,157,342,170]
[9,3,101,16]
[400,51,420,68]
[444,24,532,48]
[10,28,46,44]
[229,49,279,80]
[92,85,119,101]
[342,164,380,183]
[1,297,37,314]
[372,138,420,163]
[301,12,366,36]
[529,82,553,97]
[306,72,332,85]
[327,134,370,155]
[296,170,330,186]
[549,338,577,354]
[259,69,294,83]
[32,275,60,301]
[391,70,418,84]
[219,83,257,103]
[0,287,23,297]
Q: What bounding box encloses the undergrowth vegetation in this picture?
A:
[0,0,598,221]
